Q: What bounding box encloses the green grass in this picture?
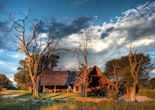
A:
[1,98,155,110]
[0,89,155,110]
[0,98,56,110]
[41,101,155,110]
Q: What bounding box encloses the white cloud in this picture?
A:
[0,60,17,73]
[6,74,14,81]
[0,49,25,75]
[149,69,155,78]
[38,33,48,39]
[127,38,155,48]
[58,2,155,70]
[1,2,155,78]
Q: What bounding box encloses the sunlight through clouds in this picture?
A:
[58,2,155,71]
[0,1,155,81]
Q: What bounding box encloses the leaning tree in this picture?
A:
[10,13,59,97]
[128,47,144,102]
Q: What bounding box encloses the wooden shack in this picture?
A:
[28,66,113,94]
[28,71,81,93]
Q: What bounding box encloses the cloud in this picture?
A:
[149,69,155,78]
[0,49,25,74]
[1,1,155,77]
[0,21,13,51]
[0,60,17,74]
[57,2,155,70]
[101,27,114,38]
[0,21,8,32]
[116,2,155,40]
[5,73,15,83]
[117,14,155,41]
[100,2,155,41]
[37,16,93,39]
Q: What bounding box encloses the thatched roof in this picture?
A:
[28,66,113,88]
[28,71,77,86]
[74,66,114,87]
[93,66,114,86]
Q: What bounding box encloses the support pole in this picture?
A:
[43,85,45,92]
[54,85,56,93]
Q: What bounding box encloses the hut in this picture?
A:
[28,71,82,93]
[28,66,113,93]
[74,66,114,94]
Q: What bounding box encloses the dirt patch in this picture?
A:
[74,97,117,103]
[1,94,20,99]
[119,95,155,102]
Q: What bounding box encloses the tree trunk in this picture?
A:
[126,79,130,95]
[114,81,119,96]
[126,88,130,95]
[130,80,138,101]
[81,65,88,97]
[32,77,39,98]
[81,83,87,97]
[130,83,136,101]
[116,86,119,96]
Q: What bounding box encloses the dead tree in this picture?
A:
[128,47,143,101]
[109,62,120,95]
[75,28,92,97]
[10,14,58,97]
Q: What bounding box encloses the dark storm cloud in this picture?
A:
[101,27,114,39]
[49,16,93,38]
[101,32,109,39]
[35,20,49,33]
[37,16,93,39]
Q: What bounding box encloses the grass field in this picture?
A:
[0,89,155,110]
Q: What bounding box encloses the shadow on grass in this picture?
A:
[1,93,155,110]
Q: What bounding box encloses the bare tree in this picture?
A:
[75,28,92,97]
[128,47,143,101]
[10,13,58,97]
[109,62,120,95]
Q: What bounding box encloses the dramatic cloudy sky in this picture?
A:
[0,0,155,82]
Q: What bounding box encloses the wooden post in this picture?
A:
[79,86,82,92]
[29,86,32,93]
[43,85,45,92]
[54,85,56,93]
[73,86,76,93]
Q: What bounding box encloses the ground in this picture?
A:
[0,89,155,110]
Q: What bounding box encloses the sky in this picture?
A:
[0,0,155,82]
